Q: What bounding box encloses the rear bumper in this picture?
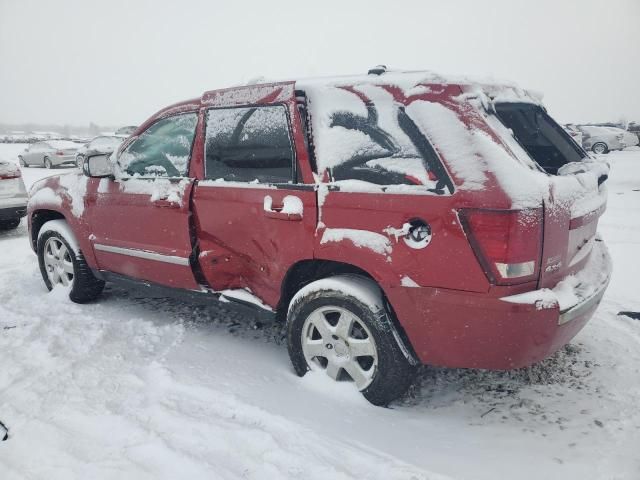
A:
[386,240,612,370]
[0,204,27,220]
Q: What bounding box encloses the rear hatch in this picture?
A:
[492,102,609,288]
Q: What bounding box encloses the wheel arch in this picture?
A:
[30,209,67,251]
[278,259,419,364]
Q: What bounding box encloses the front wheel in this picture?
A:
[37,222,105,303]
[287,276,416,406]
[592,142,608,154]
[44,157,53,169]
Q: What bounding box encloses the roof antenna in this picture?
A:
[368,65,387,76]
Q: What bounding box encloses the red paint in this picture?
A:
[27,76,611,370]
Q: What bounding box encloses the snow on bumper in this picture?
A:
[501,238,612,325]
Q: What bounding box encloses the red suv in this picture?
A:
[27,70,612,405]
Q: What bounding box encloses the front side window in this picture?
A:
[117,113,198,177]
[204,105,294,183]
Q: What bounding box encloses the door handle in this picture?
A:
[153,199,181,208]
[263,195,303,221]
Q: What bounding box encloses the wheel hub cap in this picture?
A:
[301,306,378,391]
[43,237,74,287]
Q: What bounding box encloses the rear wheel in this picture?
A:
[592,142,608,154]
[0,219,20,230]
[44,157,52,169]
[287,276,416,406]
[37,223,105,303]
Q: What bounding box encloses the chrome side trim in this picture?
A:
[94,244,190,266]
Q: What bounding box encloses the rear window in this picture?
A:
[494,103,585,174]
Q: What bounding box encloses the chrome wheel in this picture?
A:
[592,142,607,154]
[301,306,378,390]
[43,237,74,287]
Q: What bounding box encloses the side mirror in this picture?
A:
[84,154,113,178]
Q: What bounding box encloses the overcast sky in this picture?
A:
[1,0,638,127]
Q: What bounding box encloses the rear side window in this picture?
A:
[494,103,585,174]
[205,105,294,183]
[305,85,451,194]
[118,113,198,178]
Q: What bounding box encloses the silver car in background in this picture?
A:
[18,140,82,168]
[0,161,28,230]
[578,125,636,154]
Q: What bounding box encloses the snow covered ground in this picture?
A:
[0,142,639,479]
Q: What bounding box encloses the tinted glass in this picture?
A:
[495,103,585,174]
[205,105,293,183]
[118,113,197,177]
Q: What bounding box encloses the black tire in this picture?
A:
[0,219,20,230]
[44,157,52,169]
[37,226,105,303]
[18,156,27,167]
[287,276,416,406]
[592,142,609,154]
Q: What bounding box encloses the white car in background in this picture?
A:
[578,125,635,154]
[0,161,28,230]
[563,124,583,146]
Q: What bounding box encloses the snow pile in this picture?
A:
[263,195,303,216]
[119,177,190,205]
[57,173,88,217]
[289,275,384,313]
[27,186,62,209]
[502,238,611,311]
[320,228,392,258]
[406,100,549,208]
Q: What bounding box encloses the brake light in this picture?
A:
[0,170,21,179]
[459,208,542,285]
[56,150,65,156]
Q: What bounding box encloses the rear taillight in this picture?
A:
[459,208,542,285]
[0,170,21,180]
[56,150,65,156]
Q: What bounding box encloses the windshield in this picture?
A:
[494,103,586,174]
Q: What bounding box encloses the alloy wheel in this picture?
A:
[301,306,378,390]
[43,237,74,287]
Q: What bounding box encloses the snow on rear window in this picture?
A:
[306,84,444,191]
[406,100,549,209]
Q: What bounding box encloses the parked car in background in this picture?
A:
[563,124,583,146]
[627,122,640,144]
[0,161,28,230]
[18,140,81,168]
[115,125,137,136]
[75,136,124,167]
[27,71,611,405]
[578,125,629,154]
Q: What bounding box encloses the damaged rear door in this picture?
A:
[191,83,317,308]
